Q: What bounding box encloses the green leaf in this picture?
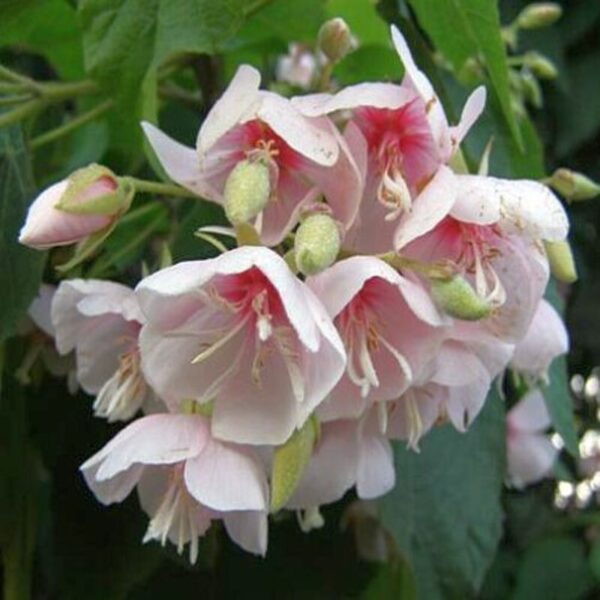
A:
[407,0,521,145]
[512,536,594,600]
[78,0,249,154]
[362,558,417,600]
[0,124,46,343]
[378,390,505,600]
[0,0,84,80]
[543,281,578,457]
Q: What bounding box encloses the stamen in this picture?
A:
[405,391,423,451]
[93,349,146,422]
[191,312,251,364]
[143,473,203,564]
[376,161,412,221]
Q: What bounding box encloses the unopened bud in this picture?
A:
[520,69,543,108]
[517,3,562,29]
[317,18,356,63]
[430,275,491,321]
[270,416,318,512]
[19,164,130,251]
[223,159,271,226]
[523,51,558,80]
[548,168,600,202]
[294,214,341,276]
[56,165,127,215]
[544,240,578,283]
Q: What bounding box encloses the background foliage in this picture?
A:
[1,0,599,598]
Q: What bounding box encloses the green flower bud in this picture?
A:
[523,51,558,80]
[294,214,341,276]
[270,416,319,512]
[548,168,600,202]
[430,275,491,321]
[544,240,578,284]
[517,3,562,29]
[317,18,356,63]
[520,69,543,108]
[223,159,271,226]
[55,164,131,216]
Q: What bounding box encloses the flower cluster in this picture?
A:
[20,25,571,560]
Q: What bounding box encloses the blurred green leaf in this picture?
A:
[512,536,594,600]
[0,0,84,80]
[79,0,250,155]
[378,390,505,599]
[407,0,521,145]
[0,124,46,343]
[544,281,578,457]
[325,0,389,45]
[362,558,417,600]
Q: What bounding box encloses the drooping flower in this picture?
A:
[404,174,569,342]
[506,389,558,488]
[510,298,569,382]
[142,65,362,246]
[136,246,347,445]
[81,413,269,560]
[292,25,485,253]
[286,405,395,515]
[387,327,514,449]
[51,279,153,422]
[19,165,129,250]
[308,256,445,421]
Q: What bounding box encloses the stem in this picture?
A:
[0,82,29,93]
[0,94,34,107]
[317,62,334,92]
[30,99,114,149]
[158,83,202,108]
[40,79,99,101]
[378,252,455,279]
[0,64,34,86]
[126,177,198,199]
[0,99,46,129]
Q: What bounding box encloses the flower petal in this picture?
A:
[223,511,268,556]
[508,389,552,433]
[507,432,557,489]
[197,64,261,156]
[184,439,268,511]
[80,413,209,481]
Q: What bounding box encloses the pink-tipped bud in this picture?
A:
[19,165,126,250]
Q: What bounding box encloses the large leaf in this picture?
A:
[407,0,521,145]
[378,390,505,599]
[0,125,46,342]
[0,0,84,80]
[512,536,594,600]
[78,0,249,155]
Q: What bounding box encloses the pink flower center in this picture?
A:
[191,268,304,403]
[436,218,507,308]
[353,100,439,220]
[241,120,301,171]
[336,278,412,399]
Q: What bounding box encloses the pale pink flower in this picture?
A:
[388,326,514,448]
[276,43,318,89]
[19,176,117,250]
[25,284,78,392]
[286,406,395,511]
[510,299,569,382]
[404,178,568,342]
[506,389,558,488]
[81,413,269,560]
[142,65,362,246]
[307,256,445,421]
[52,279,152,422]
[136,246,346,445]
[292,25,485,252]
